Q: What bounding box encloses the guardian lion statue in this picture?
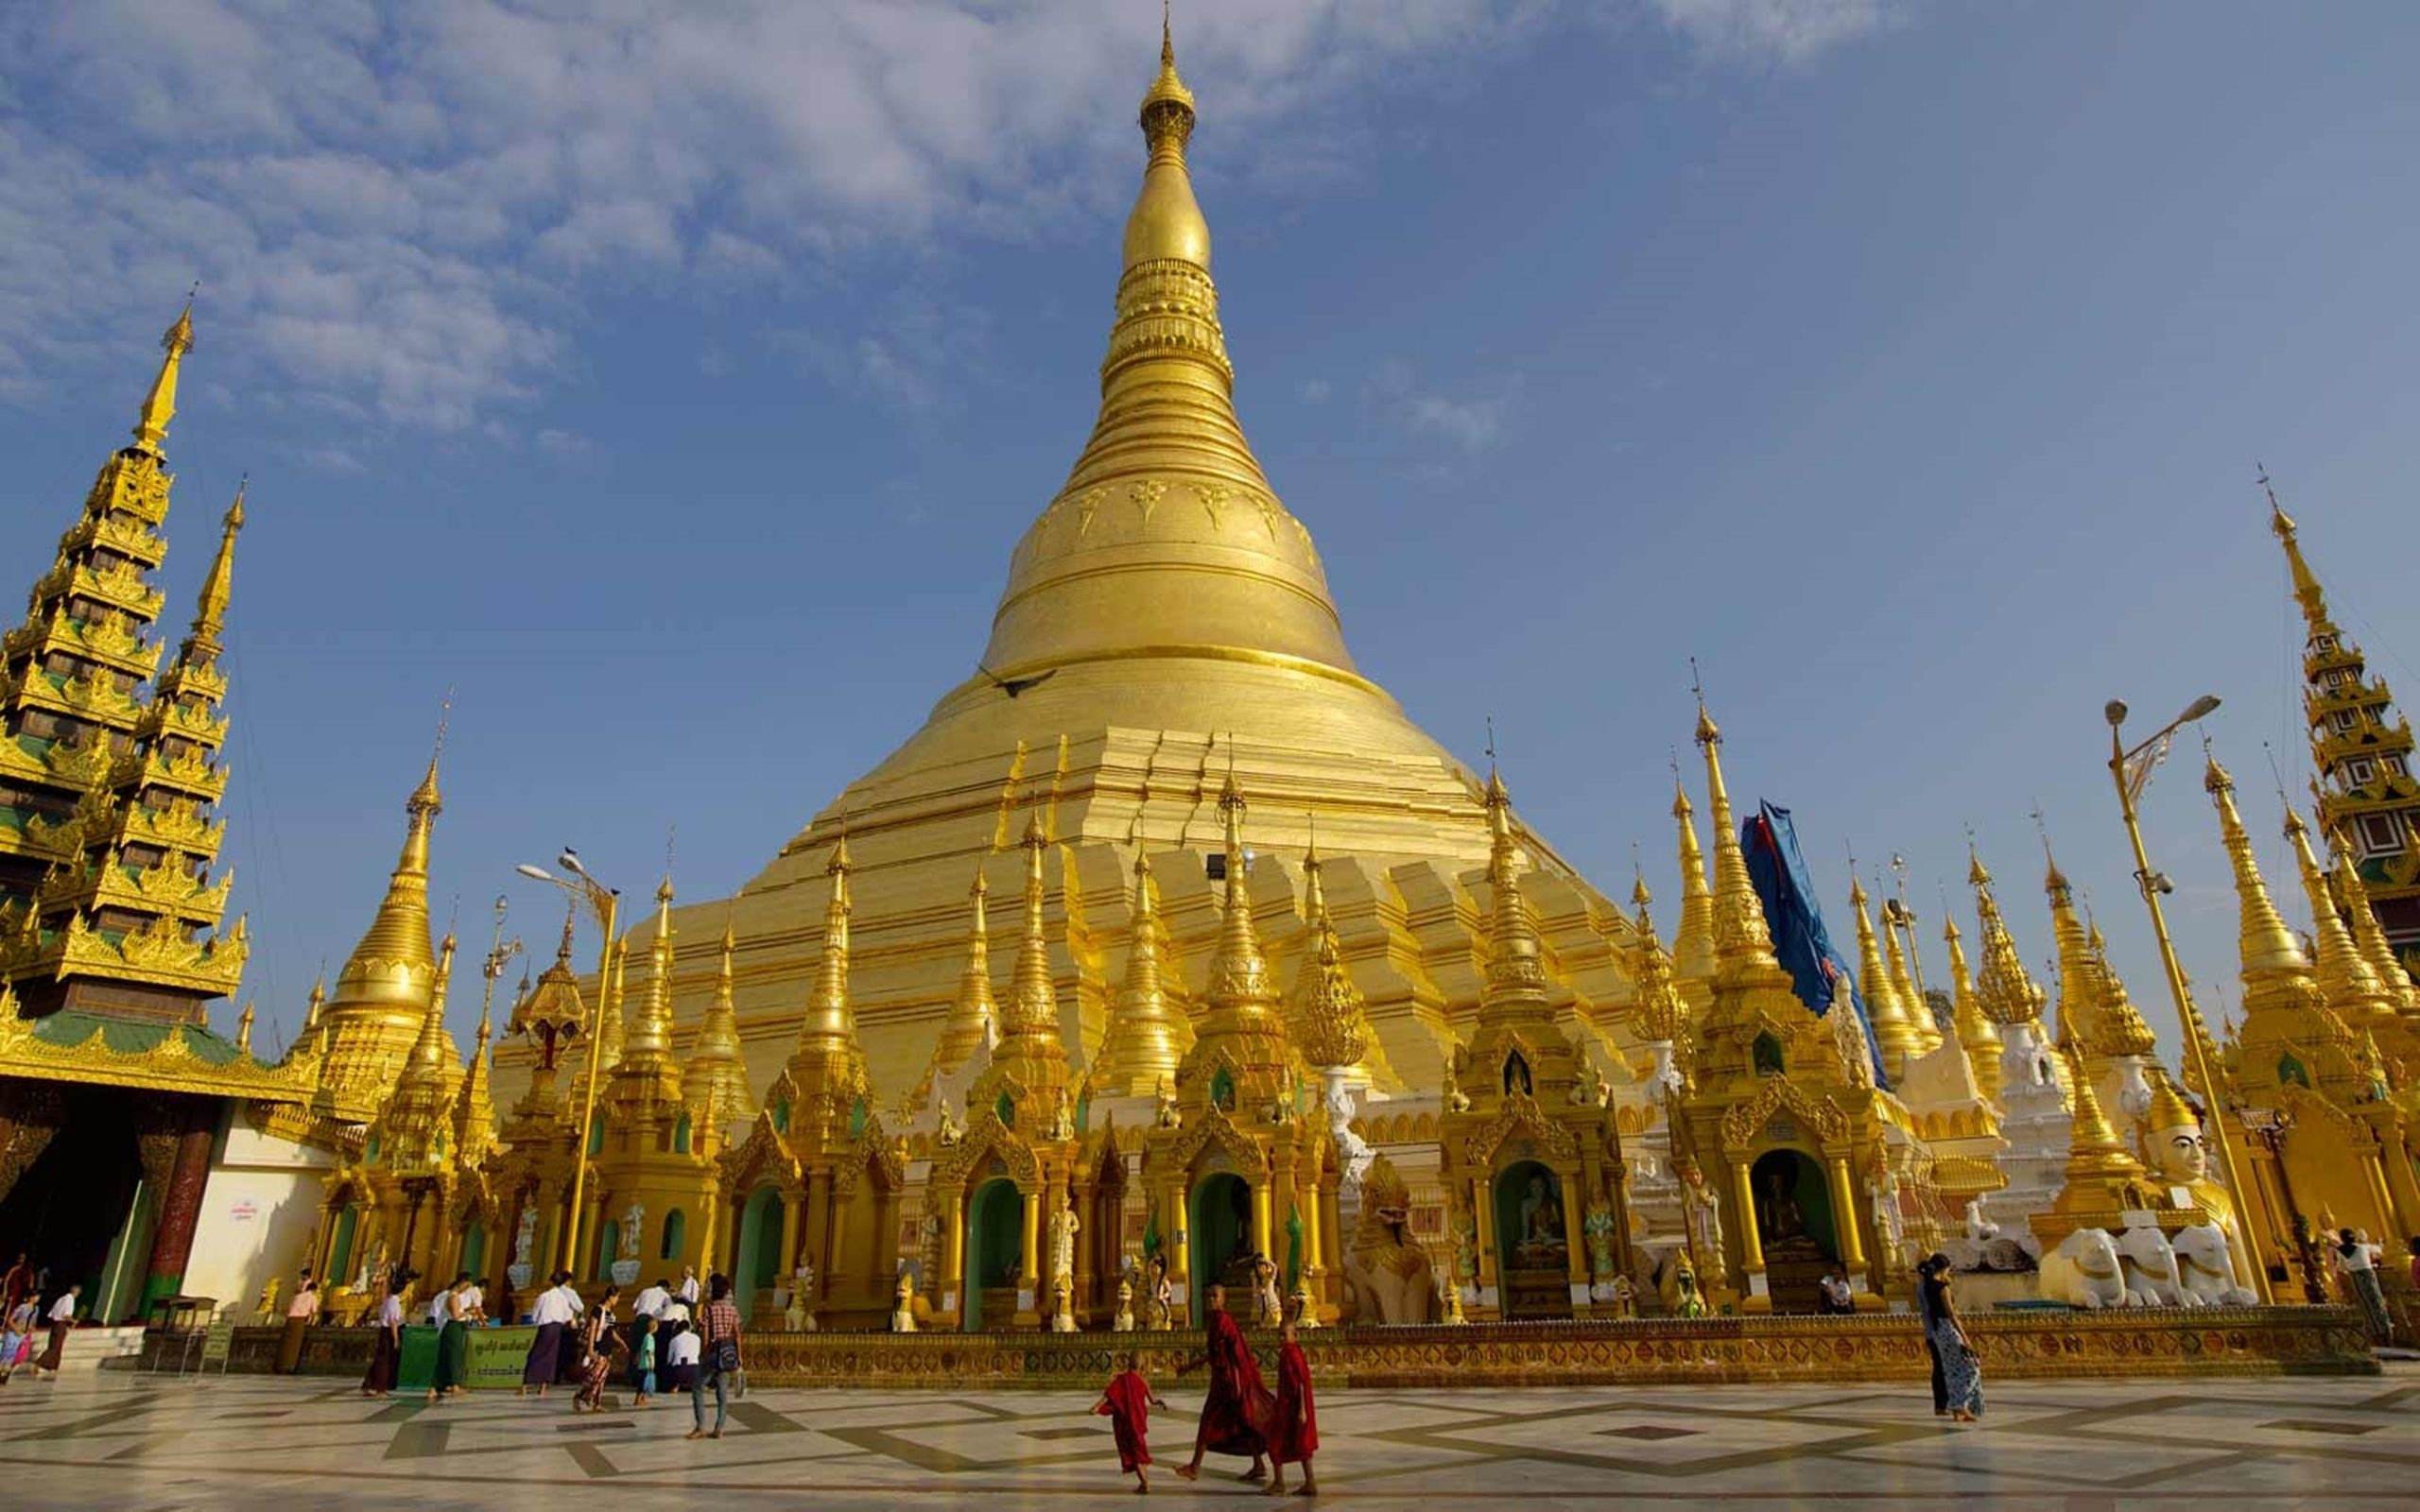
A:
[1340,1154,1436,1325]
[2114,1226,2185,1306]
[2038,1227,2134,1309]
[2171,1223,2258,1306]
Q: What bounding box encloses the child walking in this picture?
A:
[633,1316,659,1407]
[1094,1351,1170,1494]
[1265,1316,1319,1497]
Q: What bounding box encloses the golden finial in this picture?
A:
[1631,882,1685,1046]
[2204,744,2309,976]
[1850,868,1921,1082]
[1691,690,1780,976]
[1942,908,2004,1097]
[175,476,246,666]
[132,290,196,452]
[2282,794,2388,1024]
[1478,765,1550,1022]
[235,999,255,1055]
[1967,844,2048,1029]
[409,692,451,817]
[2259,464,2334,634]
[798,833,856,1050]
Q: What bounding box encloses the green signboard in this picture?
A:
[465,1326,539,1390]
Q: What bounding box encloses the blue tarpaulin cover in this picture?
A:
[1741,799,1893,1090]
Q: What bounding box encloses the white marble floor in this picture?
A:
[0,1366,2411,1509]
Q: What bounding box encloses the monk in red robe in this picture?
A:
[1093,1351,1170,1493]
[1176,1283,1272,1484]
[1265,1316,1320,1497]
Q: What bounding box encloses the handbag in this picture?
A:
[709,1336,740,1374]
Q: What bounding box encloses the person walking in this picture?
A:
[686,1274,743,1441]
[1264,1315,1320,1498]
[2,1291,41,1383]
[1,1252,32,1317]
[1174,1283,1273,1484]
[1913,1254,1948,1417]
[33,1282,81,1376]
[276,1272,320,1375]
[1919,1260,1982,1423]
[2334,1229,2391,1345]
[1092,1350,1169,1494]
[662,1314,700,1394]
[361,1274,406,1398]
[427,1274,474,1401]
[572,1286,623,1413]
[521,1271,579,1397]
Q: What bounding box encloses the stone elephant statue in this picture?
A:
[2171,1223,2258,1306]
[2038,1227,2133,1309]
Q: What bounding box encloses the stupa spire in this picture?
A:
[2265,470,2336,639]
[1477,768,1552,1028]
[1631,884,1685,1050]
[791,837,866,1094]
[997,796,1070,1077]
[452,966,499,1168]
[682,913,754,1143]
[1968,847,2048,1031]
[2285,805,2389,1028]
[624,873,681,1064]
[976,19,1352,686]
[1669,774,1716,989]
[1694,699,1781,980]
[924,866,999,1093]
[315,717,449,1116]
[132,298,195,454]
[2204,751,2312,979]
[1097,848,1189,1092]
[2326,816,2420,1018]
[1943,915,2003,1101]
[173,481,244,670]
[1851,871,1922,1082]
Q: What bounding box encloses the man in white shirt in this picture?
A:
[678,1266,700,1305]
[458,1280,485,1323]
[663,1322,701,1389]
[35,1283,80,1374]
[427,1287,453,1328]
[633,1278,672,1321]
[520,1274,582,1397]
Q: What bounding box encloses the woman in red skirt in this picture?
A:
[571,1286,624,1413]
[1265,1315,1319,1497]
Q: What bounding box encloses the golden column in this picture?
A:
[517,852,622,1278]
[2103,696,2271,1302]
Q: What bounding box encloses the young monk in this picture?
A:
[1265,1314,1319,1497]
[1093,1350,1170,1494]
[1175,1283,1273,1484]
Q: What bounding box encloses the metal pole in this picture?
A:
[558,886,619,1277]
[2107,722,2273,1303]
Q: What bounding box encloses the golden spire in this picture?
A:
[371,933,459,1170]
[174,480,244,668]
[1968,847,2048,1030]
[996,799,1070,1081]
[1288,835,1370,1072]
[1694,700,1783,981]
[452,968,499,1167]
[131,298,195,453]
[1882,898,1938,1057]
[924,866,998,1092]
[1478,768,1554,1026]
[622,872,681,1065]
[1669,775,1716,988]
[2204,751,2311,978]
[1174,767,1293,1105]
[2265,470,2337,639]
[597,939,626,1075]
[234,999,254,1055]
[1850,873,1921,1081]
[2327,816,2419,1017]
[793,837,864,1074]
[1632,883,1685,1047]
[682,912,754,1139]
[1943,915,2003,1101]
[1097,848,1190,1092]
[2285,805,2389,1027]
[2053,1041,2141,1199]
[977,19,1350,687]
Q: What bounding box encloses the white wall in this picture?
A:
[182,1121,338,1315]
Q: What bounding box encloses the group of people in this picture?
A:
[0,1252,78,1383]
[1093,1282,1320,1496]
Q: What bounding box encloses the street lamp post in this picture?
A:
[516,851,620,1279]
[2104,696,2273,1303]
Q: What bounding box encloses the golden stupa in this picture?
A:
[510,23,1646,1120]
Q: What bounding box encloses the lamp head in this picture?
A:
[559,849,585,877]
[2104,699,2129,729]
[2181,694,2222,723]
[493,894,510,919]
[514,864,555,883]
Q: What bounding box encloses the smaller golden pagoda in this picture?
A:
[312,739,446,1122]
[923,799,1085,1331]
[1942,917,2003,1104]
[483,916,590,1294]
[581,875,725,1293]
[1134,772,1331,1327]
[1849,872,1924,1085]
[1088,849,1190,1096]
[718,838,903,1327]
[1668,779,1717,1022]
[1670,702,1894,1313]
[1435,769,1627,1320]
[2203,750,2409,1266]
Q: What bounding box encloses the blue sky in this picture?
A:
[4,1,2416,1058]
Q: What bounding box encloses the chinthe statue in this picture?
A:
[890,1271,919,1333]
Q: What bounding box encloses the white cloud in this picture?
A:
[534,427,591,457]
[1368,359,1520,453]
[1645,0,1903,64]
[0,1,1899,433]
[1297,378,1333,404]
